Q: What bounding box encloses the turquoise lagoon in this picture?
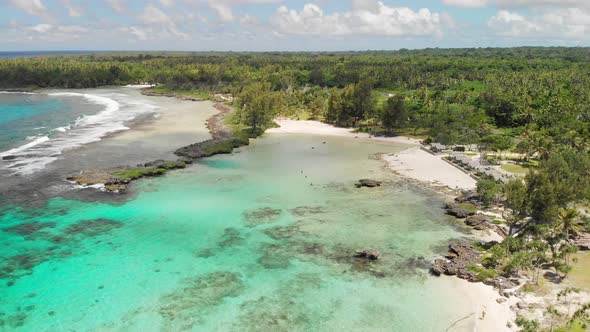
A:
[0,133,475,331]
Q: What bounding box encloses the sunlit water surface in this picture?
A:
[1,133,473,331]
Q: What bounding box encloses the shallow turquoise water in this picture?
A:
[0,134,472,331]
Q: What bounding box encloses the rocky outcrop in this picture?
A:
[66,169,130,192]
[174,103,248,159]
[67,102,243,193]
[573,233,590,250]
[454,190,481,206]
[355,179,382,188]
[445,203,476,219]
[140,88,207,101]
[430,241,481,282]
[354,249,381,260]
[140,160,186,170]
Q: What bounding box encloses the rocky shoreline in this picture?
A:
[430,189,590,329]
[140,87,208,102]
[67,102,247,193]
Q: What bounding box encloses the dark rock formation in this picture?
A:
[141,160,186,170]
[454,190,481,206]
[64,219,123,237]
[242,207,282,227]
[355,179,382,188]
[573,233,590,250]
[3,222,56,236]
[465,214,491,228]
[430,241,481,282]
[67,102,245,193]
[445,203,476,219]
[354,249,381,260]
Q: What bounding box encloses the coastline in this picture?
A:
[0,87,217,203]
[267,118,516,330]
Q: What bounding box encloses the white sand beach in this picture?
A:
[383,147,477,191]
[268,119,477,191]
[443,276,517,332]
[267,119,421,145]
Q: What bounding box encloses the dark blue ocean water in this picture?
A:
[0,93,84,152]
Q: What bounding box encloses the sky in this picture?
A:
[1,0,589,51]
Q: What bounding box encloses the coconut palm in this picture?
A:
[555,208,585,239]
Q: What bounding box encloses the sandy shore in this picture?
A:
[267,119,421,145]
[268,119,476,191]
[269,119,514,330]
[383,147,477,191]
[443,276,517,331]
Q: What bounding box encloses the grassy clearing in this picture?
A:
[501,163,530,174]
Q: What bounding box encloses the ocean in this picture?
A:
[0,91,156,175]
[0,90,482,331]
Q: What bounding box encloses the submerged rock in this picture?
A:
[64,219,123,237]
[159,271,244,329]
[355,179,382,188]
[3,222,56,236]
[354,249,381,260]
[216,228,244,247]
[242,207,282,227]
[289,206,326,217]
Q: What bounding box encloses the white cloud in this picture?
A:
[10,0,50,17]
[206,0,283,23]
[442,0,488,8]
[239,14,260,26]
[139,4,171,24]
[494,0,590,9]
[29,24,52,33]
[108,0,126,14]
[444,0,590,8]
[488,8,590,39]
[128,26,148,40]
[60,0,82,17]
[271,2,451,37]
[137,4,189,39]
[487,10,541,37]
[58,25,88,33]
[159,0,175,7]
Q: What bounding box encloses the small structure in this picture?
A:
[431,143,447,153]
[454,146,466,152]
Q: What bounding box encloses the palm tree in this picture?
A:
[555,208,585,239]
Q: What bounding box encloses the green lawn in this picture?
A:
[500,163,530,174]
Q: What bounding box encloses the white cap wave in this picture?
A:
[0,92,157,175]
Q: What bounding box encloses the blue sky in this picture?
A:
[1,0,589,51]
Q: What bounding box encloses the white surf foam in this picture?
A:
[0,91,38,95]
[0,92,157,175]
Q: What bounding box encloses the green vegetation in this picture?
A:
[150,86,210,99]
[467,264,498,281]
[476,179,500,207]
[458,203,478,212]
[500,163,530,174]
[3,50,590,328]
[112,168,167,180]
[201,130,251,156]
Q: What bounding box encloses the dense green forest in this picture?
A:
[2,47,590,330]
